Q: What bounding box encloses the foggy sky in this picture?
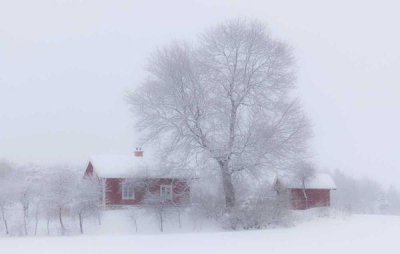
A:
[1,0,399,187]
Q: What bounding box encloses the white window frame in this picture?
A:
[160,184,173,202]
[121,181,135,200]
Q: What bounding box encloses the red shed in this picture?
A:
[274,173,336,210]
[84,150,191,208]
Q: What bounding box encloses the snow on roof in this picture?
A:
[277,173,336,190]
[88,154,189,179]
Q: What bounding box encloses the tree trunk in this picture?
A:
[219,101,238,210]
[78,212,83,234]
[59,208,65,234]
[177,209,181,229]
[219,161,236,209]
[160,213,163,232]
[23,205,28,236]
[0,206,9,235]
[133,218,138,232]
[34,207,39,236]
[46,217,50,235]
[302,180,309,209]
[23,217,28,235]
[159,208,164,232]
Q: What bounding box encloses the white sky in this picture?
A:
[1,0,399,186]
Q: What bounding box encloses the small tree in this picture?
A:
[140,180,171,232]
[18,181,31,235]
[170,178,191,229]
[294,161,316,209]
[128,207,139,232]
[146,195,168,232]
[43,167,76,235]
[13,167,38,236]
[31,180,44,236]
[72,178,102,234]
[0,161,16,235]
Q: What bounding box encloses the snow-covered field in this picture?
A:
[1,211,399,254]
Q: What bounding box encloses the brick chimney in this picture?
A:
[134,147,144,157]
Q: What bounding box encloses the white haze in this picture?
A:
[0,0,399,187]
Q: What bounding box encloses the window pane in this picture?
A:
[160,185,173,201]
[122,182,135,200]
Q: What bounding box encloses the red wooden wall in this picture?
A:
[84,162,190,207]
[104,178,191,207]
[290,189,331,210]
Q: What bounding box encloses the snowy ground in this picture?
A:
[1,211,399,254]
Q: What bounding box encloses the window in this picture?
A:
[160,184,173,202]
[121,181,135,200]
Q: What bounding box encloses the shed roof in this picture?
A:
[276,173,336,190]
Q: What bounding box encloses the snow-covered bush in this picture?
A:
[221,190,292,230]
[190,171,293,230]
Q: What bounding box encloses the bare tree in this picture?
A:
[71,178,102,234]
[0,162,106,236]
[13,167,38,236]
[18,181,31,236]
[129,19,311,210]
[140,180,169,232]
[0,161,15,235]
[43,167,76,235]
[128,207,139,232]
[170,178,191,229]
[294,161,315,209]
[31,178,43,236]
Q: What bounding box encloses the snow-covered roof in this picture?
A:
[88,154,189,179]
[276,173,336,190]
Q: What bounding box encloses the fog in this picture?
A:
[1,0,399,187]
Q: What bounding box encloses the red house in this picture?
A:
[274,173,336,210]
[84,150,191,208]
